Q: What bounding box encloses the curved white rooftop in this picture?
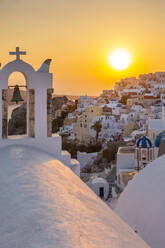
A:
[115,155,165,248]
[91,177,108,185]
[0,145,149,248]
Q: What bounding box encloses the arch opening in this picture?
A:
[8,72,27,137]
[3,71,28,138]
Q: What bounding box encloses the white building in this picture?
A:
[89,115,121,141]
[106,99,120,108]
[131,104,143,112]
[116,136,155,190]
[116,146,136,190]
[120,114,129,124]
[87,177,110,200]
[103,102,122,116]
[147,119,165,143]
[77,95,95,112]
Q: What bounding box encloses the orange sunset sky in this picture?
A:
[0,0,165,95]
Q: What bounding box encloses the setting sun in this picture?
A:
[108,49,132,71]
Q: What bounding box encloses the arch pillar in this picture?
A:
[29,89,35,137]
[47,88,54,137]
[2,89,8,138]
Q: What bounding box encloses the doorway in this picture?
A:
[99,187,104,198]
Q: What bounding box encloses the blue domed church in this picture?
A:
[135,136,154,170]
[117,101,165,191]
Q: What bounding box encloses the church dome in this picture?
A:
[117,103,122,107]
[136,136,152,148]
[0,145,149,248]
[115,155,165,248]
[155,130,165,147]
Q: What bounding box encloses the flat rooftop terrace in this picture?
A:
[118,146,135,154]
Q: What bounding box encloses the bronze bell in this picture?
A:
[11,85,24,104]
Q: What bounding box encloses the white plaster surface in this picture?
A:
[115,155,165,248]
[116,149,136,176]
[0,134,80,173]
[0,145,149,248]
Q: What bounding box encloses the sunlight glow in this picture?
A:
[108,49,132,71]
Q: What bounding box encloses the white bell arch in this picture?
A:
[0,47,80,176]
[0,47,53,139]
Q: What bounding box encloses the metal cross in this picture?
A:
[9,47,26,60]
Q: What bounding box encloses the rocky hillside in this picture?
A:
[8,103,27,135]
